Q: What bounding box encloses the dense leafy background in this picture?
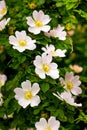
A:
[0,0,87,129]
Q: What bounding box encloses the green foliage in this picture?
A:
[0,0,87,130]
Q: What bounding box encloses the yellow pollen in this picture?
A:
[25,91,32,100]
[45,127,51,130]
[0,81,3,87]
[35,20,43,27]
[29,3,36,9]
[1,8,7,15]
[19,40,26,46]
[50,50,55,55]
[43,64,50,72]
[66,81,73,90]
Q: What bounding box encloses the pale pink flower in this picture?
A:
[26,10,51,34]
[0,0,7,20]
[9,30,36,52]
[33,54,59,79]
[70,64,83,73]
[0,18,10,31]
[53,91,82,107]
[14,80,40,108]
[35,116,60,130]
[0,73,7,88]
[45,24,67,40]
[59,72,82,96]
[42,44,66,57]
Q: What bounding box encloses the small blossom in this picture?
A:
[45,24,67,40]
[70,64,83,73]
[26,10,51,34]
[0,0,7,20]
[0,18,10,31]
[42,44,66,57]
[33,54,59,79]
[59,72,82,96]
[53,91,82,107]
[9,30,36,52]
[29,2,36,9]
[0,93,3,106]
[35,116,60,130]
[14,80,40,108]
[0,73,7,88]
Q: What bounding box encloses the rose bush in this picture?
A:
[0,0,87,130]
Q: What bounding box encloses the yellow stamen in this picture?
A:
[1,8,7,15]
[66,81,73,90]
[19,40,26,46]
[29,3,36,9]
[0,81,3,87]
[25,91,32,100]
[45,126,51,130]
[50,50,55,55]
[43,64,50,72]
[35,20,43,27]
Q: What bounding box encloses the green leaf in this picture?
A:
[65,0,79,10]
[40,83,50,93]
[75,10,87,20]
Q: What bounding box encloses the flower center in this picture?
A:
[50,50,55,55]
[29,3,36,9]
[66,81,73,90]
[45,126,51,130]
[25,91,32,100]
[35,20,43,27]
[0,81,3,87]
[19,40,26,46]
[1,8,7,15]
[43,64,50,72]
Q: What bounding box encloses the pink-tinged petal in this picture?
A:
[47,69,59,79]
[33,10,44,21]
[30,95,40,107]
[42,54,52,64]
[15,31,26,40]
[42,15,51,24]
[41,25,50,32]
[14,88,24,98]
[71,87,82,95]
[28,27,41,34]
[35,68,46,79]
[35,118,47,130]
[48,117,60,130]
[26,17,35,27]
[56,49,66,57]
[50,62,58,69]
[21,80,31,91]
[70,102,82,107]
[18,98,30,108]
[32,83,40,95]
[33,55,42,68]
[12,46,25,52]
[9,35,18,45]
[65,72,74,81]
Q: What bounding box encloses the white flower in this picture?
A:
[9,30,36,52]
[42,44,66,57]
[0,93,3,106]
[14,80,40,108]
[0,0,7,20]
[33,54,59,79]
[35,116,60,130]
[59,72,82,96]
[53,91,82,107]
[45,24,67,40]
[26,10,51,34]
[0,73,7,88]
[0,18,10,31]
